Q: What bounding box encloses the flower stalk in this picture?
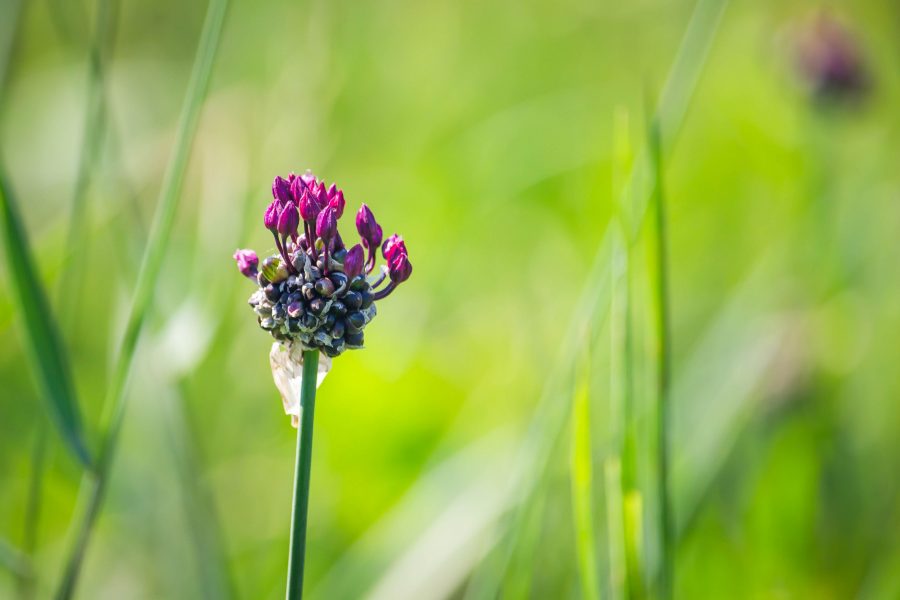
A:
[285,350,320,600]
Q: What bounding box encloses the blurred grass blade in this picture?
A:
[570,370,600,600]
[0,537,34,582]
[57,0,118,326]
[464,0,729,595]
[55,0,230,596]
[646,104,672,598]
[0,172,93,468]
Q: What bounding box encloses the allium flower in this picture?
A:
[238,169,412,370]
[237,170,413,600]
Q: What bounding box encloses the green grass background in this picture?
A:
[2,0,900,597]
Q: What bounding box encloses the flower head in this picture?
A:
[238,170,412,361]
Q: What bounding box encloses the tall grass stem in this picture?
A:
[648,114,673,598]
[54,0,229,595]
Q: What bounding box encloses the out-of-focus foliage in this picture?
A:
[1,0,899,598]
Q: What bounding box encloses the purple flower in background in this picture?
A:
[792,12,869,103]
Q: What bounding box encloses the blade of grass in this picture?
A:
[618,187,643,600]
[570,365,600,600]
[54,0,230,596]
[646,106,672,598]
[56,0,118,327]
[0,538,33,582]
[0,172,93,468]
[463,0,729,595]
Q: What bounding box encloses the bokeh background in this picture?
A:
[2,0,900,598]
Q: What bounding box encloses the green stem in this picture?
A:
[286,350,320,600]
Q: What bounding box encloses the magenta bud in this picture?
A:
[272,176,292,205]
[233,249,259,279]
[264,201,279,232]
[299,189,323,222]
[355,204,383,250]
[316,205,338,241]
[329,190,345,219]
[327,183,338,199]
[382,233,406,262]
[277,203,300,237]
[388,252,412,284]
[344,244,364,279]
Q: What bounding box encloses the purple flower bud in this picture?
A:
[329,190,345,219]
[272,176,292,205]
[277,203,300,237]
[316,182,329,208]
[298,189,323,222]
[343,244,364,279]
[264,201,279,232]
[233,249,259,279]
[355,204,383,250]
[327,183,338,199]
[382,233,406,263]
[316,205,338,241]
[388,251,412,284]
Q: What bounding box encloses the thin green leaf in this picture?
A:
[646,102,673,598]
[55,0,231,596]
[0,173,93,468]
[463,0,730,595]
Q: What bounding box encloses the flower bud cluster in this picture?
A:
[234,170,412,357]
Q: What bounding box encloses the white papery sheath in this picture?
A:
[269,341,332,427]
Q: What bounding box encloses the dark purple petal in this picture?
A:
[264,201,279,232]
[316,205,338,241]
[328,190,345,219]
[382,234,406,263]
[355,204,383,250]
[298,189,323,222]
[277,203,300,237]
[343,244,364,279]
[272,176,292,205]
[388,252,412,284]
